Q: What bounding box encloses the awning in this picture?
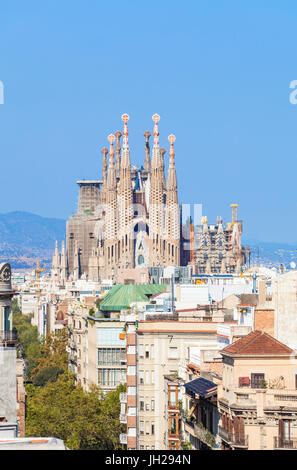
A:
[184,377,217,398]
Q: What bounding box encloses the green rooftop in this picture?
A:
[99,284,167,312]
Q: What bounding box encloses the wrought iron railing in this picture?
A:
[274,437,297,449]
[0,330,18,343]
[218,426,248,447]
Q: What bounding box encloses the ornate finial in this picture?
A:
[101,147,108,157]
[152,114,160,145]
[144,131,151,141]
[121,114,130,147]
[168,134,176,163]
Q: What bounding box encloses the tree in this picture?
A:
[29,329,68,380]
[32,366,65,387]
[26,374,125,450]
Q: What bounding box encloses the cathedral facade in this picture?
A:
[52,114,180,282]
[51,115,249,284]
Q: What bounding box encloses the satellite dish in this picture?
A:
[290,262,296,269]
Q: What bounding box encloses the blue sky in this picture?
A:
[0,1,297,243]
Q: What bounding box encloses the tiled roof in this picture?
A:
[221,330,293,356]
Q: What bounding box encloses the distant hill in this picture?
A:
[243,239,297,269]
[0,211,66,270]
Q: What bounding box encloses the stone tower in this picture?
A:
[165,135,180,266]
[149,114,166,266]
[117,114,134,269]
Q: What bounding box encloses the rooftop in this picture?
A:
[221,330,294,357]
[100,284,167,312]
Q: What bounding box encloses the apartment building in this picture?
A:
[87,317,126,392]
[120,317,220,450]
[218,330,297,450]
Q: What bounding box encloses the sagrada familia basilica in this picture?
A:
[51,114,249,284]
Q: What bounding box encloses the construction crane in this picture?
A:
[35,260,45,304]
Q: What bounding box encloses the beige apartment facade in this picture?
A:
[132,320,220,450]
[218,330,297,450]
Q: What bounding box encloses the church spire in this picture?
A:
[60,240,67,282]
[122,113,129,149]
[144,131,151,171]
[101,147,108,182]
[52,241,60,270]
[101,147,108,204]
[118,114,133,268]
[160,148,166,190]
[107,134,116,190]
[115,131,122,173]
[51,241,60,282]
[167,135,177,195]
[153,113,160,146]
[165,134,180,266]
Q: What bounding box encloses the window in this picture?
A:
[4,306,11,331]
[145,371,150,384]
[152,422,155,435]
[127,366,136,376]
[140,399,144,411]
[170,414,177,436]
[145,345,149,358]
[98,348,125,366]
[151,345,155,359]
[127,325,135,334]
[151,371,155,384]
[98,368,126,387]
[251,373,265,389]
[145,422,150,435]
[139,371,144,384]
[146,399,150,411]
[127,346,136,355]
[168,347,178,359]
[128,386,136,395]
[138,255,145,265]
[151,399,155,411]
[139,344,144,358]
[128,428,136,437]
[128,407,136,416]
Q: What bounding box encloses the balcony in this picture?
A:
[0,330,18,345]
[69,353,77,363]
[194,423,217,449]
[120,433,127,445]
[120,393,127,404]
[218,426,248,448]
[120,414,127,424]
[274,437,297,450]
